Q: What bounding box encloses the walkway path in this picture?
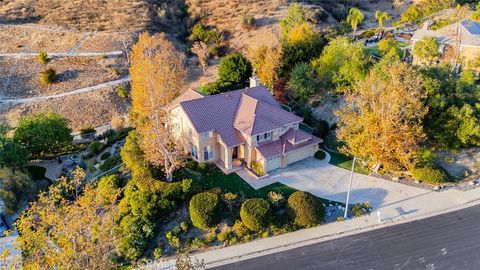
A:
[0,51,124,57]
[0,76,130,104]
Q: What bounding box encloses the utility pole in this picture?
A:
[344,156,356,219]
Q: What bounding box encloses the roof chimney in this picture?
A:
[249,76,261,88]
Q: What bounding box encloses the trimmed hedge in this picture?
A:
[189,192,219,229]
[240,198,271,231]
[411,167,448,183]
[287,191,324,228]
[314,150,326,160]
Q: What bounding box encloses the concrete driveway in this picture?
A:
[238,152,430,209]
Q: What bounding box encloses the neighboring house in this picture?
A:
[411,19,480,64]
[168,78,321,175]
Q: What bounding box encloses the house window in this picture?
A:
[204,145,214,161]
[202,131,213,140]
[256,132,271,142]
[191,145,198,160]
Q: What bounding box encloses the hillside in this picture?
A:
[0,0,187,36]
[189,0,416,53]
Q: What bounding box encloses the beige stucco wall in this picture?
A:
[460,46,480,63]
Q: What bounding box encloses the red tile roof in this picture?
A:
[179,86,303,147]
[256,128,322,159]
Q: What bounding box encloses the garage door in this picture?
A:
[287,147,313,165]
[265,156,281,172]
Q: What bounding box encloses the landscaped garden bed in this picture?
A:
[144,163,366,259]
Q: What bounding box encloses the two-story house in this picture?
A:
[168,78,322,175]
[411,19,480,64]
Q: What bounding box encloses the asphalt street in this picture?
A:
[216,205,480,270]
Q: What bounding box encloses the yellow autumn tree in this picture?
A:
[250,45,282,89]
[16,172,121,269]
[336,61,428,171]
[129,32,188,181]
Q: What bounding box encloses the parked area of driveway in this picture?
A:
[239,152,428,209]
[237,151,476,222]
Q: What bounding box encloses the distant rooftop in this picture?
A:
[412,19,480,47]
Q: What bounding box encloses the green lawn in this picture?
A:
[327,151,369,175]
[180,166,342,205]
[323,133,369,175]
[364,41,410,58]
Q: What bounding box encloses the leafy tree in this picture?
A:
[240,198,271,231]
[420,66,480,148]
[279,3,306,40]
[346,8,364,39]
[0,127,28,168]
[272,78,289,104]
[472,2,480,22]
[287,191,324,227]
[189,192,219,229]
[289,63,319,101]
[115,175,184,260]
[129,32,188,182]
[413,36,439,65]
[189,23,222,56]
[401,0,453,24]
[14,112,71,156]
[120,131,151,179]
[375,11,392,29]
[280,22,326,76]
[250,46,282,89]
[337,61,428,171]
[16,175,118,269]
[312,37,369,91]
[192,41,209,74]
[0,167,35,215]
[218,53,253,85]
[378,38,398,56]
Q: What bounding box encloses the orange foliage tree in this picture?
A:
[129,32,188,181]
[250,45,282,89]
[336,61,428,171]
[16,171,120,269]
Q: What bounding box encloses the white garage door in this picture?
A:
[287,147,313,165]
[266,156,281,172]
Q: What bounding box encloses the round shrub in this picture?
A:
[411,167,448,183]
[218,53,252,84]
[240,198,271,231]
[100,152,111,160]
[287,191,324,228]
[314,150,326,160]
[189,192,219,229]
[39,68,57,85]
[185,160,198,170]
[314,120,330,138]
[196,163,208,173]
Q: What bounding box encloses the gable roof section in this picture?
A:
[166,89,205,111]
[412,19,480,47]
[179,86,302,147]
[234,93,302,136]
[256,128,322,159]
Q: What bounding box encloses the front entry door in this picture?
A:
[232,146,238,159]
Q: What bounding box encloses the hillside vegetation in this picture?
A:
[0,0,187,35]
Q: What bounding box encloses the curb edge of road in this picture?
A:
[202,198,480,269]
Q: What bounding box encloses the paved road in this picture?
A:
[217,204,480,270]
